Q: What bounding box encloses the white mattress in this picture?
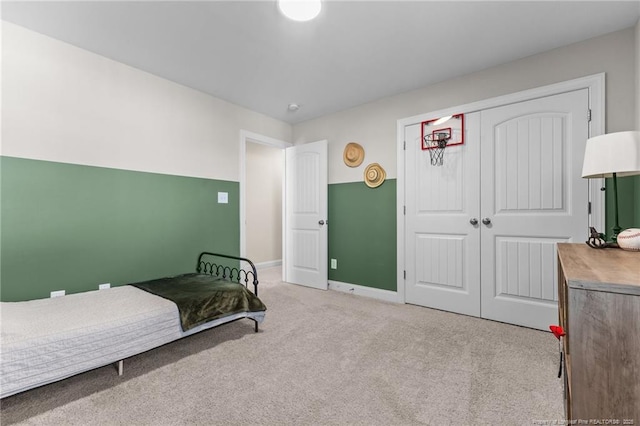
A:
[0,285,265,398]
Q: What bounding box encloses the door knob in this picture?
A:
[318,220,325,226]
[469,218,478,226]
[482,217,492,225]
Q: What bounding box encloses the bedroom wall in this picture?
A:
[294,27,638,293]
[0,22,292,301]
[328,180,396,291]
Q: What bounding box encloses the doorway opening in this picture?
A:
[239,131,291,278]
[246,142,284,267]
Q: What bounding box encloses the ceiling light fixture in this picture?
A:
[288,103,300,111]
[278,0,322,22]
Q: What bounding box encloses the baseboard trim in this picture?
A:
[328,280,400,303]
[255,260,282,270]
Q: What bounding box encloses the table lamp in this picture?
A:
[581,131,640,241]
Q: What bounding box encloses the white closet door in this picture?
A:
[479,89,590,330]
[405,114,481,316]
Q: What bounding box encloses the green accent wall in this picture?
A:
[5,156,631,302]
[328,179,396,291]
[605,175,640,237]
[0,156,239,302]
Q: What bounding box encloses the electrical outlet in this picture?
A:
[99,283,111,290]
[50,290,65,298]
[330,258,337,269]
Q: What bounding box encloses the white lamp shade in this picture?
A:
[582,131,640,178]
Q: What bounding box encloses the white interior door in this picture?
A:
[405,114,481,316]
[480,89,590,330]
[284,140,328,290]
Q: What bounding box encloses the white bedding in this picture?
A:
[0,286,264,398]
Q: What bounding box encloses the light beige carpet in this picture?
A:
[0,267,563,425]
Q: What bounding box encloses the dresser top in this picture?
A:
[558,243,640,295]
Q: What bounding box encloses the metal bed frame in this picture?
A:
[196,251,261,332]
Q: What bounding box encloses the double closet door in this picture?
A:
[404,89,590,330]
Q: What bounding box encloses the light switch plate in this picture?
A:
[330,259,337,269]
[217,192,228,204]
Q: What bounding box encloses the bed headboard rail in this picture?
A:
[196,252,259,296]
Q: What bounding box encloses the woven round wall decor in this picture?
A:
[343,142,365,167]
[364,163,386,188]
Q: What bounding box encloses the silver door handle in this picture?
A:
[318,220,325,226]
[482,217,492,225]
[470,218,478,226]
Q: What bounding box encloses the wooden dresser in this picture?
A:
[557,243,640,422]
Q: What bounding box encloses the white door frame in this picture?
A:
[239,130,292,264]
[396,73,605,304]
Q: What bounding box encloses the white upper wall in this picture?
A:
[1,22,292,182]
[3,21,636,184]
[293,27,637,184]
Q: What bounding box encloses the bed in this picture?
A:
[0,252,265,399]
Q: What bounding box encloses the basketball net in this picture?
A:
[424,132,450,166]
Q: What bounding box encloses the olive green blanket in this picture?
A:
[131,273,266,331]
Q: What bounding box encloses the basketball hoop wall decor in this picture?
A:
[421,114,465,166]
[343,142,365,167]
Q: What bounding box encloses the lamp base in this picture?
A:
[611,226,622,242]
[610,173,622,242]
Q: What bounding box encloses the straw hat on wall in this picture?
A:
[364,163,386,188]
[343,142,365,167]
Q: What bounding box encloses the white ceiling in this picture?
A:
[2,1,639,124]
